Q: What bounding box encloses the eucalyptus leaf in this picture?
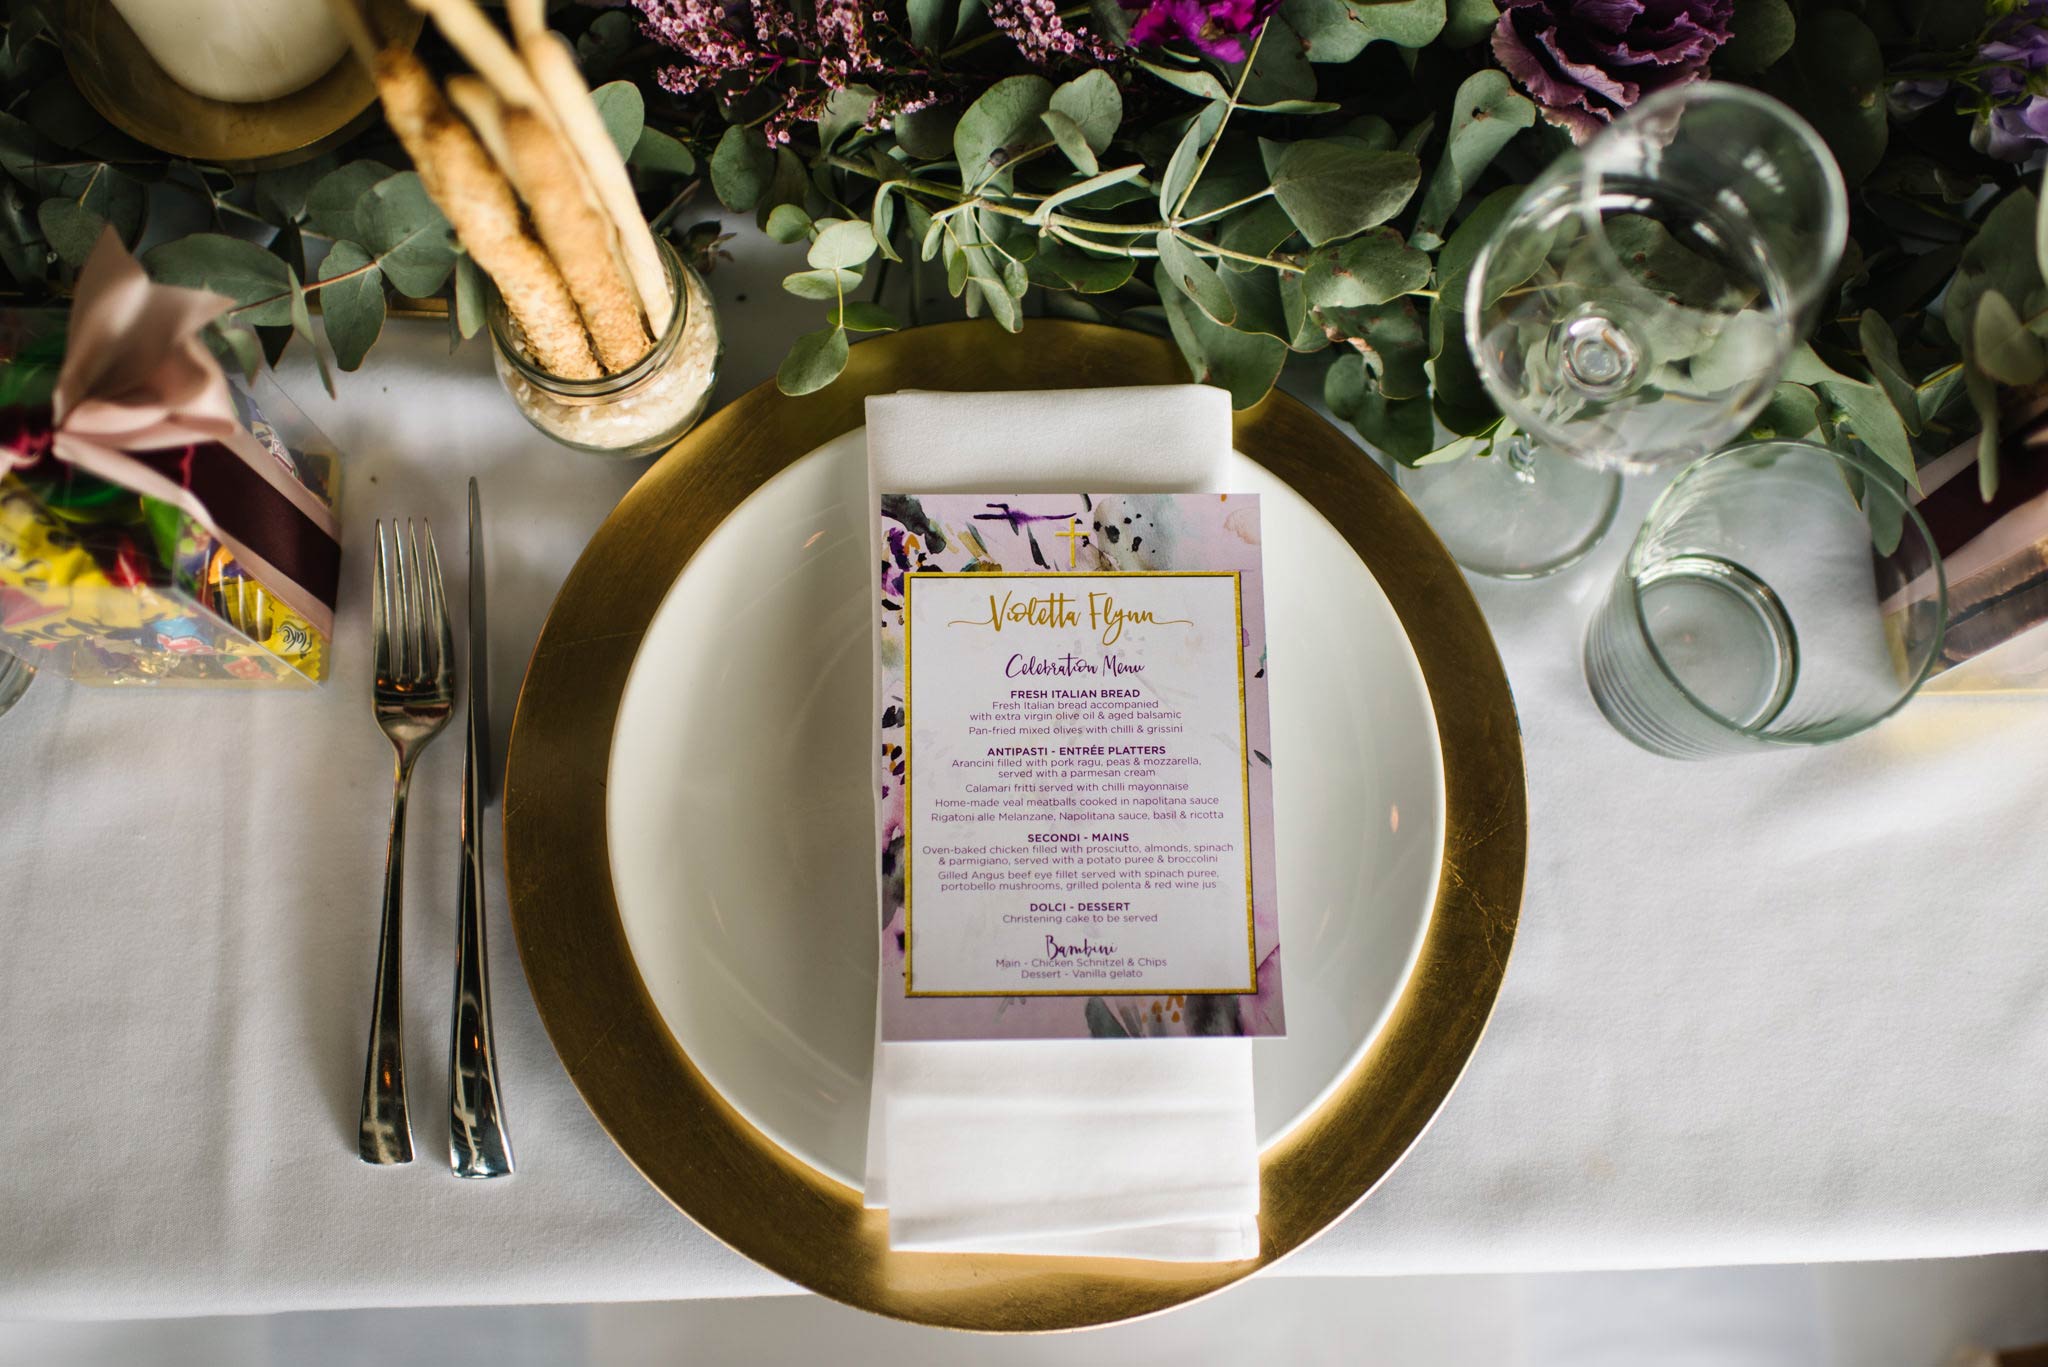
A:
[871,182,902,262]
[361,173,458,297]
[1857,310,1921,435]
[2038,181,2048,291]
[784,266,863,300]
[1162,273,1287,410]
[207,321,262,383]
[1029,242,1137,293]
[1322,299,1429,398]
[1156,231,1236,327]
[453,250,484,341]
[819,85,878,152]
[778,326,850,396]
[1748,383,1821,440]
[766,202,814,244]
[591,82,644,161]
[317,239,384,370]
[1227,15,1314,106]
[143,233,296,326]
[1946,190,2042,349]
[630,128,696,176]
[1967,363,2000,500]
[756,148,808,225]
[1971,290,2048,387]
[1218,198,1296,271]
[909,0,951,47]
[1760,9,1886,185]
[251,155,335,225]
[953,75,1053,189]
[1303,228,1430,308]
[1222,264,1289,342]
[1820,376,1918,486]
[1440,0,1497,46]
[1282,0,1445,62]
[1269,142,1420,246]
[1159,104,1225,218]
[287,275,333,397]
[893,107,959,161]
[1136,59,1230,103]
[1350,388,1436,461]
[830,301,899,332]
[1411,70,1534,251]
[1049,70,1122,154]
[810,218,878,269]
[1040,111,1098,175]
[1720,0,1796,74]
[306,160,394,242]
[710,124,775,212]
[34,197,101,268]
[1031,164,1145,223]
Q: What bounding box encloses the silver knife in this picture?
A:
[450,477,513,1178]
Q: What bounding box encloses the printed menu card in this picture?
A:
[876,492,1283,1041]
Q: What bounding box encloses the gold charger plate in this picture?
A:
[504,320,1526,1331]
[62,0,422,169]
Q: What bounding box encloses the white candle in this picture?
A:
[108,0,351,103]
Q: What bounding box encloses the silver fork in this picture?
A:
[359,520,455,1166]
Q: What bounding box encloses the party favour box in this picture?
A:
[0,237,343,688]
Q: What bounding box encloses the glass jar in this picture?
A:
[487,237,722,458]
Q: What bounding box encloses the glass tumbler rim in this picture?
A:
[1623,438,1949,748]
[485,236,687,398]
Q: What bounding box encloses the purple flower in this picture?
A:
[1120,0,1279,63]
[1970,5,2048,160]
[1491,0,1734,143]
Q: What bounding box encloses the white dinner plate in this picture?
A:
[606,429,1446,1188]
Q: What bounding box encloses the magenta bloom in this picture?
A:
[1122,0,1280,63]
[1492,0,1734,142]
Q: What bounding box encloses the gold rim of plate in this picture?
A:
[61,0,422,170]
[502,320,1527,1333]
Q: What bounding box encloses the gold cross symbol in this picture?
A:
[1055,516,1085,567]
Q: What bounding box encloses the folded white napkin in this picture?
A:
[863,384,1261,1262]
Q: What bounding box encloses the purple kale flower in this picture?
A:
[1971,4,2048,160]
[1491,0,1734,143]
[1121,0,1280,63]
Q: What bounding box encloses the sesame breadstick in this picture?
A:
[372,48,599,379]
[521,32,673,335]
[504,0,547,43]
[498,101,652,370]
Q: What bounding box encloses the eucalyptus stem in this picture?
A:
[1169,226,1304,274]
[229,260,379,317]
[1169,20,1268,221]
[1176,186,1275,228]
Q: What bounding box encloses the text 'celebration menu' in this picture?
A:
[876,493,1283,1042]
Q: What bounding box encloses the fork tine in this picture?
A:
[422,520,452,694]
[404,519,426,685]
[372,521,392,681]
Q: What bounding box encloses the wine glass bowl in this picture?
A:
[1466,84,1849,476]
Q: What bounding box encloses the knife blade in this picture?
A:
[450,476,514,1178]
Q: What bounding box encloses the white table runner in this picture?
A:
[2,223,2045,1318]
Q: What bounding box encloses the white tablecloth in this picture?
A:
[4,221,2046,1319]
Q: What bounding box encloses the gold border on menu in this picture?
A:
[899,568,1257,999]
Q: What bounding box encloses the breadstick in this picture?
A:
[372,48,599,379]
[445,75,515,176]
[409,0,547,113]
[500,102,651,370]
[504,0,547,43]
[522,32,673,335]
[450,75,647,367]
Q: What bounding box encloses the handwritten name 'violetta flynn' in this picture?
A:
[948,589,1192,646]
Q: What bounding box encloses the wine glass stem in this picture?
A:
[1503,434,1541,486]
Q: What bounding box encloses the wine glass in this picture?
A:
[1399,84,1849,579]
